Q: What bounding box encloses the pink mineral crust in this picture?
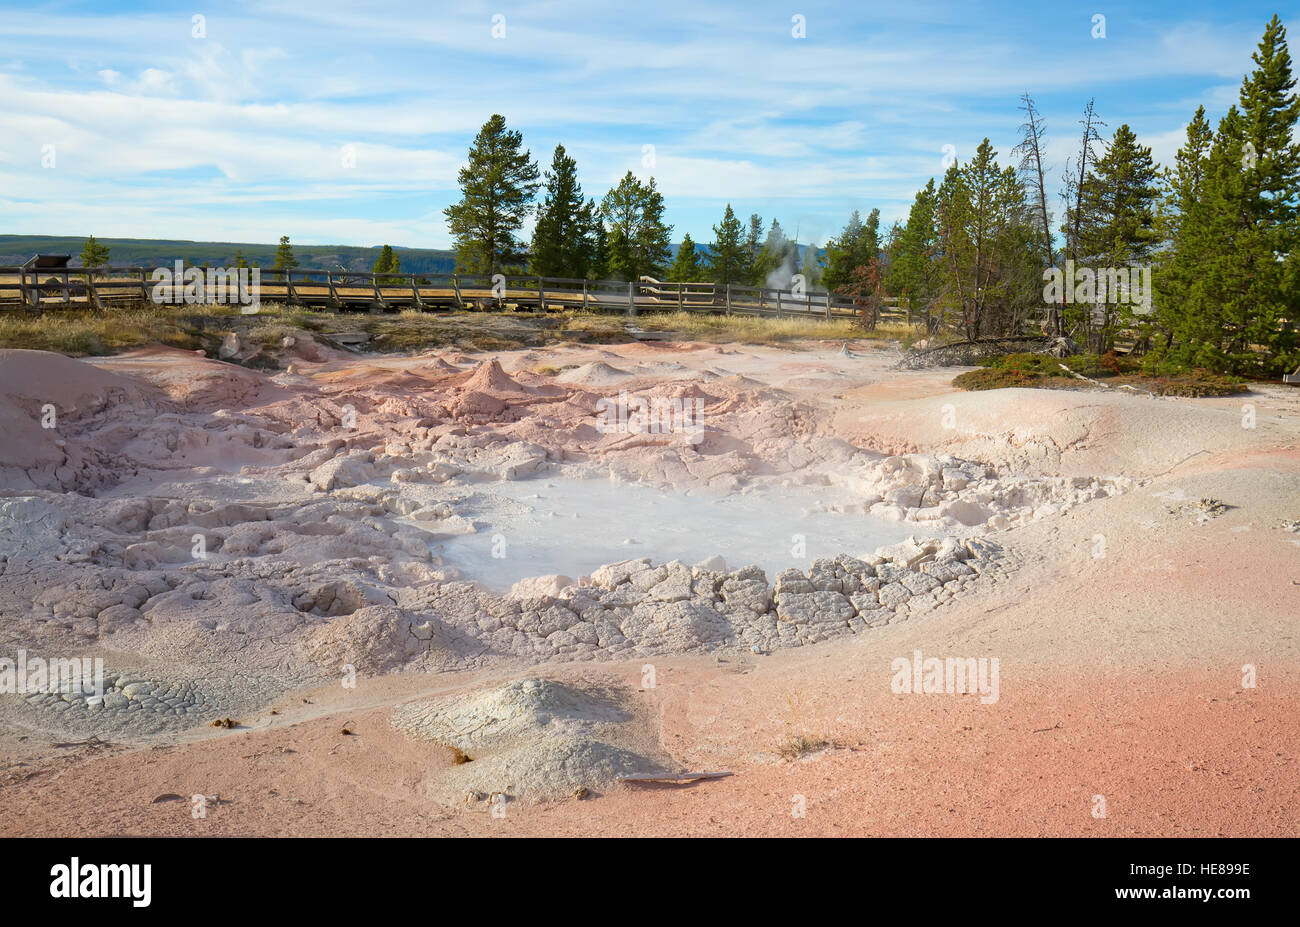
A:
[0,336,1296,834]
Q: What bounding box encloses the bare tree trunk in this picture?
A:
[1057,100,1107,341]
[1015,93,1060,335]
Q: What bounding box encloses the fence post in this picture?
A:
[582,278,589,311]
[412,273,424,311]
[627,281,636,317]
[726,284,732,316]
[538,277,545,312]
[825,292,831,321]
[451,274,463,309]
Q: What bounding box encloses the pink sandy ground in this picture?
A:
[1,338,1296,836]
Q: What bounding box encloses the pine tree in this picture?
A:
[667,234,703,282]
[823,210,880,291]
[273,235,298,271]
[1159,17,1300,375]
[1070,124,1161,350]
[233,250,249,269]
[742,214,764,283]
[1154,107,1215,354]
[530,145,598,279]
[934,139,1038,338]
[600,172,673,280]
[1240,14,1300,243]
[590,218,609,280]
[706,204,747,285]
[444,114,540,275]
[887,178,941,330]
[79,235,110,269]
[604,226,635,281]
[372,244,400,285]
[822,211,863,291]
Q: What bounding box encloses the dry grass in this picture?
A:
[0,304,223,355]
[776,734,833,761]
[774,688,842,761]
[0,302,916,359]
[568,310,917,344]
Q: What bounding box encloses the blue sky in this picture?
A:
[1,1,1296,251]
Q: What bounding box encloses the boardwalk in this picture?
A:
[0,265,901,322]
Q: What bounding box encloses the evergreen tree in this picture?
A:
[742,213,764,283]
[372,244,401,285]
[530,145,598,279]
[1154,107,1214,353]
[823,209,880,290]
[233,250,249,269]
[934,139,1039,338]
[1070,124,1161,349]
[822,211,862,291]
[600,171,673,280]
[79,235,110,269]
[1240,14,1300,244]
[667,234,703,282]
[1159,17,1299,375]
[706,204,747,285]
[590,218,609,280]
[604,226,635,281]
[273,235,298,271]
[444,114,540,275]
[886,178,941,330]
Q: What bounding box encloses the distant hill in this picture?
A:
[0,235,457,274]
[0,235,816,276]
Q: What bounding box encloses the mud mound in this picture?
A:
[0,350,168,488]
[556,362,635,386]
[462,359,530,394]
[423,357,462,373]
[303,606,460,675]
[392,676,670,802]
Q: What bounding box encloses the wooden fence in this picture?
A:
[0,265,904,323]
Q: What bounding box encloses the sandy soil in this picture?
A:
[0,333,1296,836]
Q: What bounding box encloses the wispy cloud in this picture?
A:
[0,0,1287,247]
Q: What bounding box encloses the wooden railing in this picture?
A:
[0,264,904,323]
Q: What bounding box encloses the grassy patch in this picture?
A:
[1,302,917,359]
[0,304,207,355]
[629,310,914,344]
[953,351,1247,397]
[776,734,832,761]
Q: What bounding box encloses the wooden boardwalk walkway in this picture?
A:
[0,266,901,322]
